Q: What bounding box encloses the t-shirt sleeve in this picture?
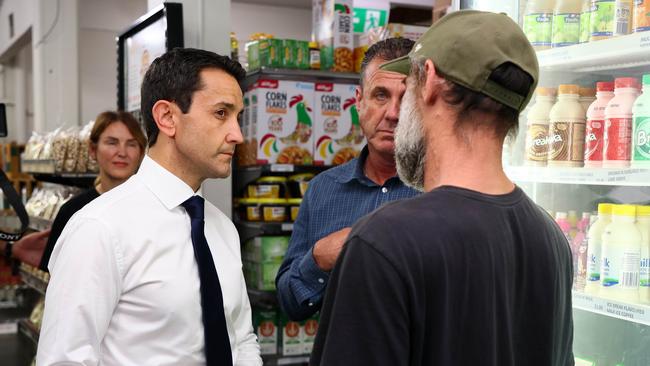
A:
[310,234,410,366]
[39,198,79,271]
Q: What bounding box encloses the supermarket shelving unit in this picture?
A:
[233,68,359,364]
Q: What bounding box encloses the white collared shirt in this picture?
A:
[36,155,262,366]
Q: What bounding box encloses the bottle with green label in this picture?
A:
[553,0,582,47]
[524,0,556,50]
[632,74,650,167]
[580,0,592,43]
[589,0,616,41]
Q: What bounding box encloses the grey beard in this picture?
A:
[394,87,427,192]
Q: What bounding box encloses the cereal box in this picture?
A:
[280,313,303,356]
[302,314,319,354]
[313,0,354,72]
[243,236,289,263]
[313,82,364,165]
[253,308,278,355]
[250,79,314,165]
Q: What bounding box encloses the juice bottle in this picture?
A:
[634,0,650,32]
[632,74,650,167]
[600,204,641,303]
[585,81,615,167]
[589,0,616,41]
[580,0,593,43]
[548,84,586,167]
[579,87,597,112]
[614,0,634,35]
[585,203,614,295]
[524,0,557,50]
[603,77,640,168]
[553,0,583,47]
[575,212,593,290]
[636,205,650,304]
[525,87,557,166]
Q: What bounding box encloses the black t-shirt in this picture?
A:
[39,188,100,271]
[310,186,574,366]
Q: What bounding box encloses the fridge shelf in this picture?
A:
[536,32,650,73]
[572,291,650,327]
[505,166,650,186]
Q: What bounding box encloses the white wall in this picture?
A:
[0,0,36,58]
[79,0,147,123]
[231,2,312,59]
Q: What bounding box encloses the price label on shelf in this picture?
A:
[572,291,650,326]
[270,164,294,172]
[281,223,294,232]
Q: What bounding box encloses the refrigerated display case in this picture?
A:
[459,1,650,365]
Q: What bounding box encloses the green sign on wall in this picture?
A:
[353,8,388,33]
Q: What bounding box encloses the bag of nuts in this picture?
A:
[75,121,94,173]
[63,126,81,173]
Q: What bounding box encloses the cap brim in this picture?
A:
[379,55,411,75]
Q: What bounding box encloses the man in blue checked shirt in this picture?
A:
[275,38,420,320]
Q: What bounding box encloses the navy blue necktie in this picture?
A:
[181,195,233,365]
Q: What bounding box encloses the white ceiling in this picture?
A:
[231,0,434,10]
[232,0,312,9]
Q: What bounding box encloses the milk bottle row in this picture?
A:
[524,74,650,168]
[523,0,650,50]
[563,203,650,305]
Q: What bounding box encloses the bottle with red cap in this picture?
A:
[603,77,640,168]
[585,81,615,167]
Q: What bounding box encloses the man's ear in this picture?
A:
[422,59,442,105]
[355,85,363,112]
[151,100,177,139]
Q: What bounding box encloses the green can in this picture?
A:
[295,41,310,69]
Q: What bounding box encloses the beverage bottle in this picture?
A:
[614,0,634,36]
[556,212,572,240]
[572,212,591,289]
[568,210,580,237]
[579,0,592,43]
[632,74,650,167]
[589,0,616,41]
[524,0,557,50]
[636,205,650,304]
[603,77,640,168]
[525,87,557,166]
[634,0,650,32]
[579,87,597,112]
[600,204,641,303]
[576,213,597,290]
[553,0,582,47]
[548,84,586,167]
[585,81,615,167]
[585,203,614,295]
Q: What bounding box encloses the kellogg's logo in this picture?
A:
[316,82,333,92]
[257,79,279,89]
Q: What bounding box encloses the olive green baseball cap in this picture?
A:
[381,10,539,112]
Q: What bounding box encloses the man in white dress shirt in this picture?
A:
[36,48,262,365]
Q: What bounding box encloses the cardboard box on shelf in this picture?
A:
[313,0,354,72]
[246,79,314,165]
[244,261,282,291]
[279,313,304,356]
[253,308,279,355]
[313,82,364,165]
[243,236,290,263]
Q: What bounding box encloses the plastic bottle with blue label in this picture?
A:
[585,203,613,295]
[553,0,582,47]
[632,74,650,167]
[524,0,557,50]
[636,205,650,304]
[600,204,641,303]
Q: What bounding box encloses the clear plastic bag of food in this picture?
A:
[24,132,44,160]
[51,127,69,172]
[63,126,81,173]
[39,127,61,161]
[76,121,94,173]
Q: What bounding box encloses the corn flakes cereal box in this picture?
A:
[313,82,364,165]
[251,79,314,165]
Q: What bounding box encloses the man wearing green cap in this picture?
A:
[310,10,574,366]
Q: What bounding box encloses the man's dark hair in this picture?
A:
[140,47,246,147]
[360,37,415,88]
[440,62,533,138]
